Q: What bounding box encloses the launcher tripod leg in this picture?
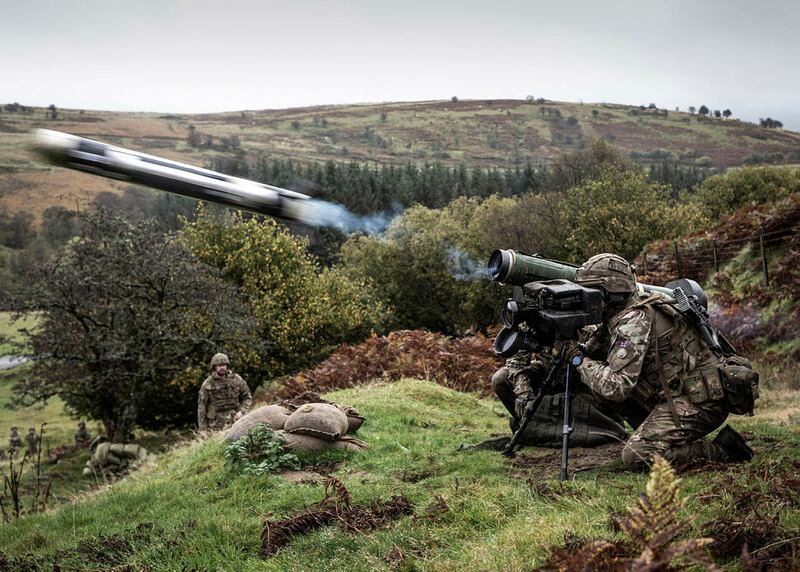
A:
[560,364,575,481]
[502,358,563,458]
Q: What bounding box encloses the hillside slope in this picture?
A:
[1,379,797,570]
[2,99,800,225]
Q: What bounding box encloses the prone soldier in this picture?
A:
[197,353,252,432]
[83,437,149,476]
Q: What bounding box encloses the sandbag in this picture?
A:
[332,436,368,452]
[337,405,366,434]
[225,405,293,442]
[284,403,348,441]
[280,431,336,451]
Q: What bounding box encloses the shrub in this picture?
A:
[557,166,707,262]
[224,425,300,476]
[183,209,389,383]
[276,329,502,398]
[696,166,800,219]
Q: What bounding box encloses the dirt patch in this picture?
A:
[279,470,325,484]
[509,442,625,478]
[261,477,413,558]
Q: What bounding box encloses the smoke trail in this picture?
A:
[301,199,401,234]
[447,246,489,282]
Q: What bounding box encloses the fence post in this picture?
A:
[712,240,719,273]
[673,241,681,277]
[760,225,770,289]
[642,251,648,275]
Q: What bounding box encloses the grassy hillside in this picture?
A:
[0,379,797,570]
[2,99,800,226]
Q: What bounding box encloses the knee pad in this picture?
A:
[491,367,510,395]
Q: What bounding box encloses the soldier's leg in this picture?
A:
[491,367,517,418]
[621,397,729,469]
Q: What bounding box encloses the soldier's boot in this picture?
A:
[711,425,754,462]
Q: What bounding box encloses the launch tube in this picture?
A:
[488,249,676,298]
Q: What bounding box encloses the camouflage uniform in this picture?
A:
[574,254,734,469]
[9,427,21,459]
[25,428,39,457]
[197,359,252,431]
[75,422,92,447]
[491,344,628,447]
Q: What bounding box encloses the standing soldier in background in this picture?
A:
[9,426,22,459]
[25,427,40,457]
[197,353,252,432]
[75,421,92,447]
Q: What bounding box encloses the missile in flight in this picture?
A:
[32,129,313,222]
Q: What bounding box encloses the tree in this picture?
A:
[696,166,800,219]
[183,209,387,380]
[688,106,696,115]
[7,210,258,441]
[759,117,783,129]
[451,96,458,103]
[47,104,58,120]
[557,166,707,261]
[0,211,36,249]
[546,139,631,194]
[722,109,732,119]
[698,105,709,116]
[714,109,721,118]
[41,206,80,247]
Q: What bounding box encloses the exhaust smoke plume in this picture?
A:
[301,199,401,235]
[447,246,489,282]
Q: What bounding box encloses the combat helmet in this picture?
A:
[210,353,230,367]
[574,253,636,294]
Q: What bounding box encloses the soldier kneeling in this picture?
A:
[567,253,757,469]
[492,348,629,449]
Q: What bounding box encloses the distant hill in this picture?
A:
[2,99,800,225]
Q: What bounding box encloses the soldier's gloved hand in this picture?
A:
[562,341,584,365]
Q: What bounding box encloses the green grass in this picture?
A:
[0,379,796,570]
[0,311,38,354]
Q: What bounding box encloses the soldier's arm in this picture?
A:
[575,308,652,402]
[237,376,252,413]
[197,382,209,430]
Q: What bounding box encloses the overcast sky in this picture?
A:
[2,0,798,130]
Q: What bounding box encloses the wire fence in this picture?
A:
[640,224,800,288]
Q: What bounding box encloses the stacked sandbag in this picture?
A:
[282,402,368,452]
[224,404,293,442]
[337,405,365,434]
[226,400,368,451]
